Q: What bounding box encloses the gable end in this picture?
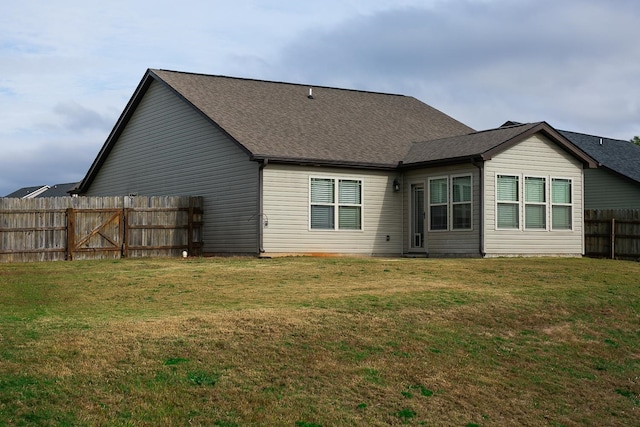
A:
[76,69,256,194]
[482,123,597,168]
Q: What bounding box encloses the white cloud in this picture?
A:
[52,102,115,132]
[273,0,640,137]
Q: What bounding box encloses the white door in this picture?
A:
[410,183,425,250]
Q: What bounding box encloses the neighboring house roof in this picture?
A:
[559,130,640,185]
[37,182,79,197]
[4,185,49,198]
[3,182,79,198]
[78,69,474,192]
[403,122,597,168]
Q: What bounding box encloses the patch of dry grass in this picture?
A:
[1,257,639,426]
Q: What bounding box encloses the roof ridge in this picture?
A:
[151,68,410,98]
[473,121,541,135]
[412,121,541,145]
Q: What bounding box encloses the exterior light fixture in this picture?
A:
[393,178,400,192]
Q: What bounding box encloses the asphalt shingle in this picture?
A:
[4,185,48,198]
[151,69,475,167]
[560,130,640,184]
[403,122,542,165]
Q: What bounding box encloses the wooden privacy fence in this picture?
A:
[0,196,203,263]
[584,209,640,260]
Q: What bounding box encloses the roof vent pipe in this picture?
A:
[599,138,603,145]
[308,88,314,99]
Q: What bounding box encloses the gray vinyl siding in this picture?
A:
[584,168,640,209]
[86,80,259,254]
[483,134,584,256]
[262,164,402,256]
[402,164,481,256]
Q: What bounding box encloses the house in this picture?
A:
[3,182,79,198]
[503,122,640,210]
[75,69,596,257]
[37,182,79,198]
[559,131,640,209]
[4,185,50,198]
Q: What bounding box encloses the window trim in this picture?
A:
[309,176,364,231]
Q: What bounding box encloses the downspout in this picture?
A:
[258,159,268,254]
[472,159,486,257]
[397,162,405,257]
[400,172,405,257]
[581,166,585,256]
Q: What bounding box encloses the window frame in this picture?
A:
[428,176,449,231]
[524,175,547,231]
[551,177,573,231]
[495,174,574,232]
[451,174,473,231]
[428,174,473,232]
[309,176,363,231]
[496,174,520,230]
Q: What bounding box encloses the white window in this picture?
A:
[429,177,448,231]
[310,177,362,230]
[525,177,546,230]
[452,175,472,230]
[497,175,519,229]
[310,178,335,229]
[338,179,362,230]
[551,178,572,230]
[428,174,472,231]
[496,175,573,231]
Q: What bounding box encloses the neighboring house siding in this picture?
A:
[483,134,584,256]
[584,168,640,209]
[403,164,481,256]
[86,81,259,254]
[262,164,402,255]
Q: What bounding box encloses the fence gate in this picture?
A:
[67,208,125,260]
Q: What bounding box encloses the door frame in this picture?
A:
[409,182,427,253]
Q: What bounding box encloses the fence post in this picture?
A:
[122,208,129,258]
[188,197,194,256]
[610,218,615,259]
[66,208,75,261]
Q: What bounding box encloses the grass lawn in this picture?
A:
[0,256,638,426]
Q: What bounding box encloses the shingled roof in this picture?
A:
[403,122,597,168]
[4,185,49,198]
[559,130,640,184]
[149,69,474,167]
[38,182,79,197]
[78,70,601,195]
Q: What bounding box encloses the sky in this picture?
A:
[1,0,639,196]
